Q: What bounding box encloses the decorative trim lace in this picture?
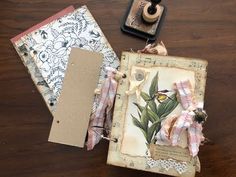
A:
[146,157,188,174]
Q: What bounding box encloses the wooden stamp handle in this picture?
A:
[148,0,161,14]
[142,1,162,23]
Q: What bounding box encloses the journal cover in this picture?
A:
[107,52,208,177]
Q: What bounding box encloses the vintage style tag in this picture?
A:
[149,143,192,162]
[48,48,103,147]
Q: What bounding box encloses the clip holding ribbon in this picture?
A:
[155,80,207,157]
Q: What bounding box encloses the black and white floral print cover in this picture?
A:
[13,6,120,112]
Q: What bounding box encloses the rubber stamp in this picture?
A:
[121,0,166,41]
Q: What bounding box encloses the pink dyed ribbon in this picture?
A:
[137,41,168,56]
[86,67,118,150]
[156,80,205,157]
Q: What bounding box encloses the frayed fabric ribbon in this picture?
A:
[126,41,168,100]
[137,41,168,56]
[156,80,207,157]
[86,67,121,150]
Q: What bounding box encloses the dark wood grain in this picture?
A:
[0,0,235,177]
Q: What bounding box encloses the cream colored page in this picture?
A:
[121,66,195,157]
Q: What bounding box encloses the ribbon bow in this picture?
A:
[86,67,120,150]
[156,80,207,157]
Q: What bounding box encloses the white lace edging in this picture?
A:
[146,157,188,174]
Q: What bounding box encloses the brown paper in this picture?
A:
[150,143,192,162]
[48,48,103,147]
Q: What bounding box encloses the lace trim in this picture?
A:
[146,157,188,174]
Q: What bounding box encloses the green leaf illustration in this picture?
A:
[147,108,160,123]
[133,102,145,113]
[141,92,151,102]
[138,111,141,120]
[131,115,144,130]
[149,72,158,97]
[161,100,179,118]
[156,93,179,118]
[154,122,162,138]
[147,121,160,144]
[132,115,148,141]
[140,107,149,132]
[148,100,158,115]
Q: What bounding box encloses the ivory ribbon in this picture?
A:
[156,80,206,157]
[86,67,119,150]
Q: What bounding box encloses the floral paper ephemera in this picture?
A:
[27,6,119,98]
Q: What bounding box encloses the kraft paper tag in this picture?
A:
[150,143,192,163]
[48,48,103,147]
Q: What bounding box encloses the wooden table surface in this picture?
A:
[0,0,235,177]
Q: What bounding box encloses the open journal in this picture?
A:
[107,52,208,177]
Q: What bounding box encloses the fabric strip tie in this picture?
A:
[86,67,119,150]
[137,41,168,56]
[156,80,205,157]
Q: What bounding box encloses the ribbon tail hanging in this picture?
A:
[104,78,118,131]
[86,68,118,150]
[188,122,204,157]
[87,79,110,150]
[170,111,193,146]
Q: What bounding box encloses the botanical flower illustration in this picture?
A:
[131,72,179,146]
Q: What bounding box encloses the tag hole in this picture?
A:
[49,102,54,106]
[57,120,60,124]
[122,74,127,78]
[33,50,37,55]
[113,138,118,143]
[24,52,28,56]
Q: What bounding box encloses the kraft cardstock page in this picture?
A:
[107,52,208,177]
[49,48,103,147]
[11,5,120,113]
